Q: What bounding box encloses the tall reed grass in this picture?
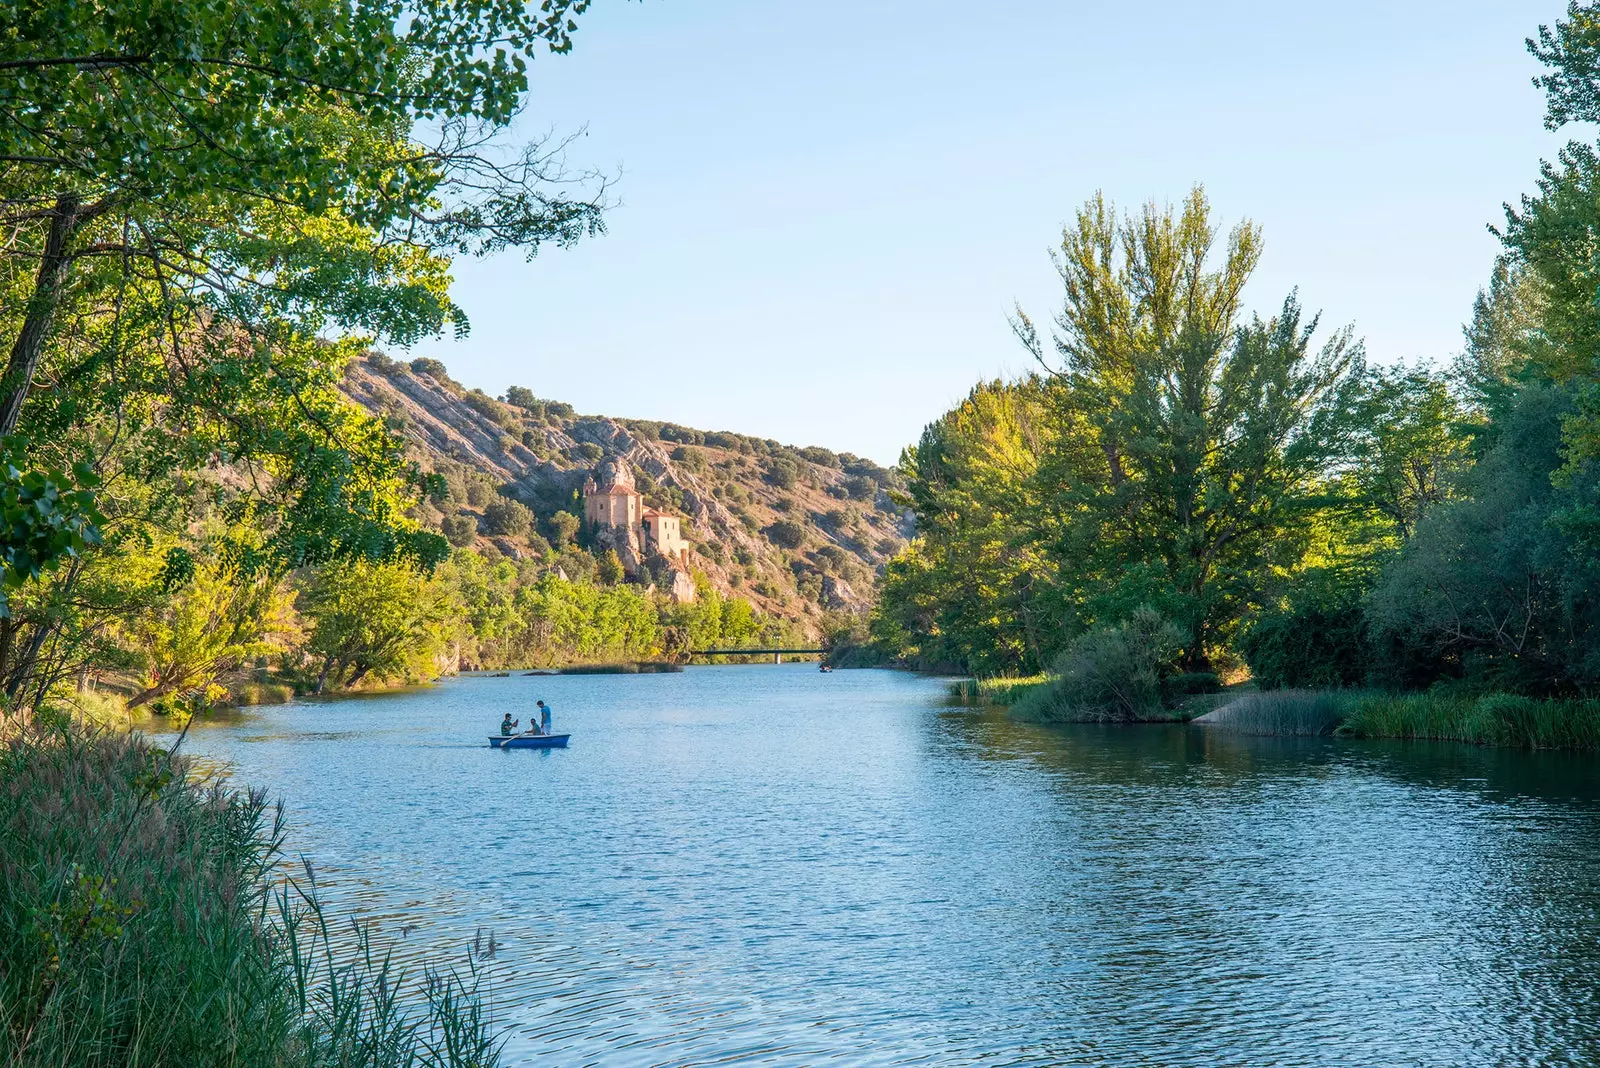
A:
[948,675,1051,707]
[1339,692,1600,750]
[1193,690,1352,736]
[0,723,505,1066]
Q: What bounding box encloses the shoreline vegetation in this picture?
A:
[952,677,1600,751]
[869,13,1600,756]
[0,724,508,1067]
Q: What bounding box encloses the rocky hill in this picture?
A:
[342,353,912,636]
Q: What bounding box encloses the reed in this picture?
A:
[0,723,505,1066]
[948,675,1051,707]
[1194,690,1353,736]
[1340,692,1600,750]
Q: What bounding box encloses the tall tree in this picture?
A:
[1015,188,1357,667]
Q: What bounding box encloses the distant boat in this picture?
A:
[489,734,570,749]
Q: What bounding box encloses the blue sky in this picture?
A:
[416,1,1570,464]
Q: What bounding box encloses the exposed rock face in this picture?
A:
[821,574,860,610]
[668,569,697,605]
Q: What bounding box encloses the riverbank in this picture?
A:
[955,675,1600,751]
[0,724,505,1067]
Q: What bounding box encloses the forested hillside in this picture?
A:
[344,353,910,630]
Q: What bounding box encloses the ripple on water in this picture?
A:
[164,666,1600,1066]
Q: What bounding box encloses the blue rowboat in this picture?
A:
[489,734,570,749]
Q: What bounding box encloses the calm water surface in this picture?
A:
[165,665,1600,1066]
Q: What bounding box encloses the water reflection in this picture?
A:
[163,666,1600,1066]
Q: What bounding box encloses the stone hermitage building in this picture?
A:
[582,458,695,602]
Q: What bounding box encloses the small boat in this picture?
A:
[489,734,570,749]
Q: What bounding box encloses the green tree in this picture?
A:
[1015,188,1357,667]
[875,378,1058,674]
[301,562,453,693]
[482,498,533,538]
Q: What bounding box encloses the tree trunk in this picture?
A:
[1,193,90,436]
[315,656,335,695]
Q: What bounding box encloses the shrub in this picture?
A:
[365,352,399,374]
[671,445,706,470]
[481,498,532,538]
[765,520,806,549]
[1165,671,1222,696]
[843,474,877,501]
[545,510,580,546]
[1241,595,1368,689]
[408,357,459,389]
[1011,609,1184,722]
[765,458,799,489]
[570,442,603,463]
[441,514,478,547]
[799,446,840,468]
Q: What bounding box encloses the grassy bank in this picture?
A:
[1195,690,1600,750]
[0,724,504,1066]
[949,675,1051,707]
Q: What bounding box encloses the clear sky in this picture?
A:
[414,1,1570,465]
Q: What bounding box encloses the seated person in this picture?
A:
[500,713,519,737]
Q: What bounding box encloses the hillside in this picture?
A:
[342,353,912,636]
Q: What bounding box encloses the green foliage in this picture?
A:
[595,549,625,586]
[765,457,799,489]
[301,562,453,692]
[0,439,102,617]
[1016,187,1357,668]
[1012,609,1185,723]
[545,510,580,546]
[765,520,807,550]
[481,497,533,538]
[1340,691,1600,750]
[0,726,507,1065]
[440,514,479,548]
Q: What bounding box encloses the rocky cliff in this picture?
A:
[342,354,912,634]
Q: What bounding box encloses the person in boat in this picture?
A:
[536,699,552,736]
[500,713,519,737]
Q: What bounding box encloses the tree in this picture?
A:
[875,378,1059,674]
[482,498,533,538]
[1015,188,1357,668]
[546,511,581,546]
[441,514,479,548]
[126,551,291,708]
[595,549,625,586]
[765,521,806,550]
[301,562,453,693]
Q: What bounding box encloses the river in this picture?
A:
[161,664,1600,1066]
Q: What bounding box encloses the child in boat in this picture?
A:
[500,713,519,736]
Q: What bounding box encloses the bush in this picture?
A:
[545,510,580,546]
[765,458,799,489]
[799,446,840,468]
[671,445,706,470]
[463,479,491,508]
[765,520,806,549]
[1165,671,1222,696]
[1011,609,1184,722]
[481,498,533,538]
[365,352,400,374]
[408,357,459,390]
[1241,594,1369,689]
[441,514,478,547]
[570,442,602,463]
[843,474,877,501]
